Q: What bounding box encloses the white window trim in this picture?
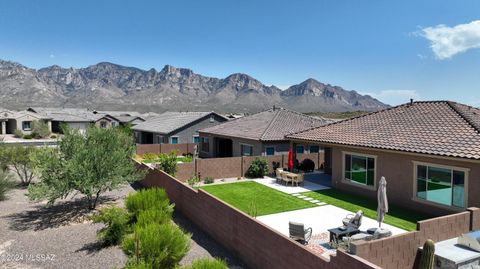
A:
[22,121,32,131]
[265,146,275,156]
[240,143,254,156]
[412,161,469,209]
[193,135,200,143]
[170,136,179,144]
[341,151,377,190]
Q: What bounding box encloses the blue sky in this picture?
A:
[0,0,479,106]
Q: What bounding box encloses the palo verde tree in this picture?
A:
[27,125,145,210]
[2,145,38,186]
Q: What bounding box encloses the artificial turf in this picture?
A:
[200,181,316,216]
[302,189,434,231]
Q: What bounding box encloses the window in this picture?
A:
[241,144,253,156]
[201,137,210,152]
[209,116,214,123]
[22,121,32,131]
[112,121,119,127]
[296,145,304,154]
[170,136,178,144]
[266,147,275,156]
[416,163,466,208]
[156,135,164,144]
[344,154,375,186]
[100,121,107,129]
[309,146,320,153]
[193,135,200,144]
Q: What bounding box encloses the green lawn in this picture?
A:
[200,181,316,216]
[303,189,434,231]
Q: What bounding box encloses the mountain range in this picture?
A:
[0,59,387,113]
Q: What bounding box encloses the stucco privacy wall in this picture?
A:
[329,145,480,216]
[135,163,380,269]
[136,143,196,156]
[350,208,480,269]
[175,152,324,181]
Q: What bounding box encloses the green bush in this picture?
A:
[125,188,173,220]
[92,206,130,246]
[22,134,33,140]
[157,151,178,176]
[203,177,214,184]
[245,157,269,178]
[187,175,199,187]
[123,223,191,269]
[124,260,152,269]
[181,258,228,269]
[135,208,172,228]
[13,129,23,138]
[0,170,15,201]
[142,152,158,161]
[31,120,51,139]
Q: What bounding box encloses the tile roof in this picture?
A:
[287,101,480,160]
[132,111,224,134]
[200,108,331,141]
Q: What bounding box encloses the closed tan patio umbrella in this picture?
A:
[377,176,388,228]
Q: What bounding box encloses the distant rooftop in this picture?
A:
[132,111,225,134]
[287,101,480,160]
[200,107,332,141]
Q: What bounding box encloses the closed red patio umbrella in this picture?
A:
[288,149,294,171]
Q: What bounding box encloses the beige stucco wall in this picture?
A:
[14,114,52,134]
[329,145,480,216]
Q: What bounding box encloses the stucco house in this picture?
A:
[26,107,145,133]
[0,109,52,135]
[198,107,331,158]
[133,111,228,144]
[287,100,480,216]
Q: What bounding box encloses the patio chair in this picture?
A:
[275,168,284,184]
[292,173,304,187]
[282,172,293,186]
[289,221,312,244]
[342,210,363,229]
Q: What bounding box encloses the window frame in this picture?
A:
[22,121,32,131]
[170,136,179,144]
[342,151,377,190]
[296,145,305,154]
[240,143,254,157]
[309,145,320,153]
[412,161,469,209]
[193,135,200,144]
[265,146,275,156]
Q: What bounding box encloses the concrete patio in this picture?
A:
[253,175,330,195]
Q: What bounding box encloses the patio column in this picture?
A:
[290,141,297,169]
[1,121,5,135]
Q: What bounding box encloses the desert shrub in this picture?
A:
[245,157,269,178]
[125,188,173,220]
[157,151,178,176]
[122,223,191,269]
[0,170,15,201]
[2,145,37,186]
[92,206,130,246]
[124,260,152,269]
[31,120,51,139]
[135,208,172,228]
[203,177,214,184]
[187,175,199,187]
[300,158,315,172]
[22,134,33,140]
[13,129,23,138]
[181,258,228,269]
[142,152,158,161]
[50,135,57,139]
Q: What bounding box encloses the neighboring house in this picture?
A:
[26,107,145,133]
[133,111,228,144]
[0,109,52,135]
[198,107,331,158]
[287,100,480,216]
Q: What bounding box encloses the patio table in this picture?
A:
[328,226,360,244]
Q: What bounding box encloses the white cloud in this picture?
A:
[360,90,420,106]
[49,54,55,59]
[418,20,480,60]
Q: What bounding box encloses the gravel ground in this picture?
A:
[0,183,248,269]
